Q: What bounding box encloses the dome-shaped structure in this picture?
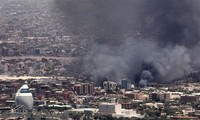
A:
[15,84,33,109]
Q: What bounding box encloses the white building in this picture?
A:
[114,109,144,119]
[99,103,144,118]
[99,103,121,114]
[15,84,34,111]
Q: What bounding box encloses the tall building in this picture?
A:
[74,84,83,95]
[15,84,34,110]
[149,93,158,101]
[149,92,170,102]
[121,79,131,89]
[2,47,9,56]
[159,93,170,101]
[103,81,117,91]
[34,48,41,55]
[74,83,94,95]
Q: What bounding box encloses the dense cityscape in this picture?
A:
[2,78,200,119]
[1,0,200,120]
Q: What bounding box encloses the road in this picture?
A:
[0,56,78,61]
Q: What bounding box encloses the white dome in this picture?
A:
[21,84,29,89]
[15,84,33,109]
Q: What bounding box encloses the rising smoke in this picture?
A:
[139,70,153,87]
[55,0,200,84]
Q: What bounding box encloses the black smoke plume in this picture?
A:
[139,70,154,87]
[55,0,200,84]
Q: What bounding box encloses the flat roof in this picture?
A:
[68,108,98,112]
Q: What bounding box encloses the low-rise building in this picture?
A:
[99,103,121,114]
[180,95,200,103]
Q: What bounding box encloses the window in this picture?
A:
[20,88,30,93]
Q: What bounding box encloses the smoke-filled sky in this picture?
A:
[55,0,200,84]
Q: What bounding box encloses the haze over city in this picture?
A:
[0,0,200,119]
